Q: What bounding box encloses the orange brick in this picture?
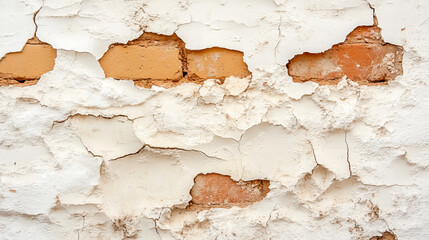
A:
[187,47,251,80]
[0,43,56,84]
[99,44,183,81]
[287,26,403,85]
[345,26,383,44]
[99,33,252,88]
[370,232,396,240]
[189,173,269,208]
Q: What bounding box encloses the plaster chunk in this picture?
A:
[223,76,250,96]
[239,123,316,187]
[69,115,144,160]
[198,79,225,104]
[294,165,336,201]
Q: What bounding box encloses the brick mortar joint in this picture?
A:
[0,79,40,84]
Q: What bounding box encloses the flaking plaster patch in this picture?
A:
[1,0,429,239]
[69,115,144,160]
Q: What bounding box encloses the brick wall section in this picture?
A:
[99,33,251,88]
[1,27,401,87]
[287,26,403,85]
[0,37,57,87]
[189,173,270,209]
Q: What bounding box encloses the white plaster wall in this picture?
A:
[1,0,429,239]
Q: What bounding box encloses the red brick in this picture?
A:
[189,173,270,208]
[287,26,403,85]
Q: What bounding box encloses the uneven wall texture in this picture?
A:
[0,0,428,239]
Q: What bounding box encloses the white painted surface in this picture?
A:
[0,0,428,239]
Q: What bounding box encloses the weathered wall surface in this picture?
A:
[0,0,428,239]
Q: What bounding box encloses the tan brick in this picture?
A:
[189,173,269,208]
[99,33,252,88]
[99,33,185,82]
[187,47,251,80]
[99,44,183,81]
[0,39,56,86]
[287,26,403,85]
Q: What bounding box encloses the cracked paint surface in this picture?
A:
[1,0,429,239]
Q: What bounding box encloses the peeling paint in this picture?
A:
[1,0,429,239]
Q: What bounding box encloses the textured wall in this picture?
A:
[1,0,429,239]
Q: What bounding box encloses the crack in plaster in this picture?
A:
[77,214,85,240]
[344,131,352,178]
[2,1,428,239]
[110,144,228,162]
[274,14,283,64]
[153,207,166,237]
[308,140,319,166]
[32,1,44,38]
[366,0,378,26]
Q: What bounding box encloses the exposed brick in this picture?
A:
[370,232,397,240]
[287,26,403,85]
[189,173,270,209]
[0,37,56,87]
[187,47,251,81]
[99,33,251,88]
[345,26,383,44]
[99,33,183,81]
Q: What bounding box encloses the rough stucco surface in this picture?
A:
[0,0,429,239]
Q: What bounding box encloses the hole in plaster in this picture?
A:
[286,25,403,86]
[188,173,270,209]
[0,37,57,87]
[99,33,251,88]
